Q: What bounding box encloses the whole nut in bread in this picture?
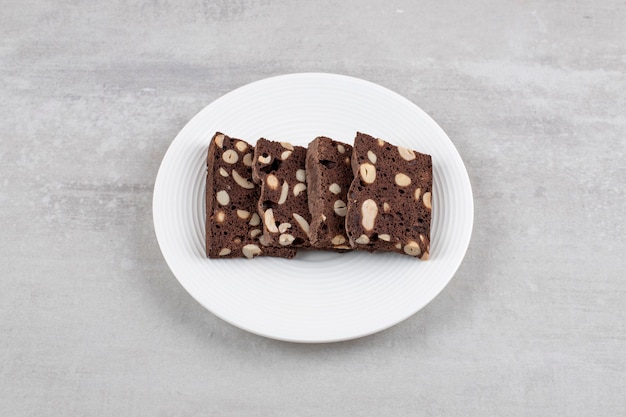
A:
[232,169,255,189]
[355,234,370,245]
[395,173,411,187]
[367,150,377,164]
[266,174,279,190]
[414,188,421,201]
[237,209,250,220]
[333,200,347,217]
[293,183,306,196]
[361,199,378,232]
[235,141,248,152]
[359,163,376,184]
[279,233,295,246]
[216,190,230,206]
[397,146,416,161]
[264,209,279,233]
[242,244,262,259]
[222,149,239,164]
[249,213,261,226]
[278,181,289,205]
[422,192,432,210]
[292,213,310,236]
[280,142,294,151]
[331,235,346,245]
[278,222,292,233]
[214,134,225,148]
[403,241,421,257]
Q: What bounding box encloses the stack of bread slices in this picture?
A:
[206,132,432,260]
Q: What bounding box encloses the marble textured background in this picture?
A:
[1,0,625,415]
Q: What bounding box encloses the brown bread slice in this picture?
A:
[345,132,432,259]
[206,132,296,259]
[251,138,311,248]
[305,136,354,251]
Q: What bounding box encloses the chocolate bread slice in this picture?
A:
[252,138,311,248]
[305,136,354,251]
[206,132,296,259]
[345,132,432,259]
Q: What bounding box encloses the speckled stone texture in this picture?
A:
[1,1,625,416]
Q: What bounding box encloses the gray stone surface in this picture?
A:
[2,0,625,415]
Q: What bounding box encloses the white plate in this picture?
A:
[153,73,473,343]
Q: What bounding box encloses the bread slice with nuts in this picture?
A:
[305,136,354,251]
[345,132,432,259]
[251,138,311,248]
[206,132,296,259]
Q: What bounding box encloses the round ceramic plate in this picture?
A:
[153,73,473,343]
